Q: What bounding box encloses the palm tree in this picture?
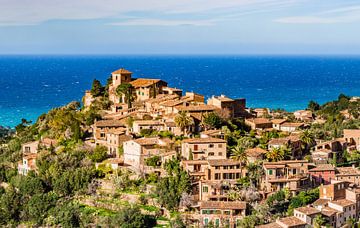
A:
[346,217,356,228]
[174,111,194,135]
[266,147,284,162]
[246,162,264,187]
[116,83,135,108]
[230,145,247,175]
[313,214,325,228]
[300,129,315,153]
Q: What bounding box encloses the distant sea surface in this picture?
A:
[1,55,360,127]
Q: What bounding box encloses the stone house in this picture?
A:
[309,164,336,185]
[18,153,38,175]
[343,129,360,151]
[262,160,312,194]
[199,201,246,228]
[245,118,272,130]
[207,95,246,118]
[132,120,165,134]
[123,137,173,173]
[279,122,305,133]
[335,166,360,186]
[181,137,227,161]
[130,78,168,101]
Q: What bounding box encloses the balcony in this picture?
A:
[268,173,309,183]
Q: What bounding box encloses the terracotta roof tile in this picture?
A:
[200,201,246,210]
[208,159,241,166]
[112,68,132,74]
[130,78,165,88]
[182,137,226,144]
[294,206,320,215]
[277,216,307,227]
[176,104,218,112]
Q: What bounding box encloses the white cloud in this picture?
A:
[0,0,296,26]
[275,4,360,24]
[109,19,214,26]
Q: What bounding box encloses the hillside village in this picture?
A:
[3,68,360,227]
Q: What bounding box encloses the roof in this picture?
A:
[246,147,267,157]
[201,129,223,136]
[95,119,125,127]
[271,119,287,124]
[176,104,218,112]
[277,216,307,227]
[294,206,320,215]
[263,160,308,168]
[256,223,282,228]
[200,201,246,210]
[24,153,38,160]
[330,199,355,207]
[133,120,164,126]
[246,118,272,125]
[160,99,185,107]
[106,128,127,135]
[145,94,179,104]
[208,159,241,166]
[280,122,305,128]
[133,137,159,146]
[22,141,39,146]
[313,198,330,206]
[182,137,226,144]
[268,138,289,145]
[41,138,58,146]
[321,206,340,217]
[130,78,164,88]
[336,167,360,176]
[112,68,132,74]
[210,95,234,102]
[309,164,336,172]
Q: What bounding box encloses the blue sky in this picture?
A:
[1,0,360,54]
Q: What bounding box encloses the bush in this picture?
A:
[89,145,108,162]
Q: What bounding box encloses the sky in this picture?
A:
[0,0,360,55]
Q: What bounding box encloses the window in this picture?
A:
[202,186,208,193]
[215,219,220,227]
[215,174,220,180]
[204,218,209,225]
[208,152,215,156]
[218,152,222,156]
[218,144,223,148]
[194,145,198,151]
[209,144,214,148]
[269,169,273,175]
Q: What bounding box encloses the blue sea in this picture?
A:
[1,55,360,127]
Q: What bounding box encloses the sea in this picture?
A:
[1,55,360,128]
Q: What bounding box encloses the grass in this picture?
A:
[140,204,159,212]
[80,205,117,217]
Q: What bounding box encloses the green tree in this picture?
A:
[313,214,325,228]
[246,162,263,187]
[230,145,247,175]
[174,111,194,135]
[25,192,58,225]
[266,147,284,162]
[0,186,22,224]
[90,79,104,97]
[116,83,135,108]
[300,130,315,152]
[156,158,191,211]
[307,100,320,111]
[89,145,108,162]
[202,112,223,129]
[111,205,156,228]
